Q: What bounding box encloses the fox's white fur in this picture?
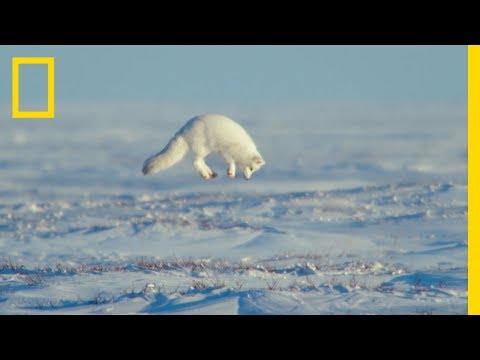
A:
[142,114,265,180]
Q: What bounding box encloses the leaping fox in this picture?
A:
[142,114,265,180]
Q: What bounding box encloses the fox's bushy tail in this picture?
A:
[142,135,189,175]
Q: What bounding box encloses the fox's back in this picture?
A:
[180,114,256,152]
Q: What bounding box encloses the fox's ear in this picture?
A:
[253,156,265,165]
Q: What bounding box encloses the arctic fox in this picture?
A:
[142,114,265,180]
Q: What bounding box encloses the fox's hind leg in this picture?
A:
[193,156,217,180]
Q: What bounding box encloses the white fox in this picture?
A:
[142,114,265,180]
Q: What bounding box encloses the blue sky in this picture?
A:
[0,45,467,107]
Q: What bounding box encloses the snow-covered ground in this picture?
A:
[0,102,467,314]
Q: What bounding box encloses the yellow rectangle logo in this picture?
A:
[468,45,479,315]
[12,57,55,119]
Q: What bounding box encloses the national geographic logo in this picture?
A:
[11,57,55,119]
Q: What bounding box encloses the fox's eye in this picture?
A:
[250,167,253,171]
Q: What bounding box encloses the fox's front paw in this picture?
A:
[227,170,235,179]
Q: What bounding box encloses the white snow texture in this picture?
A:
[0,102,467,314]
